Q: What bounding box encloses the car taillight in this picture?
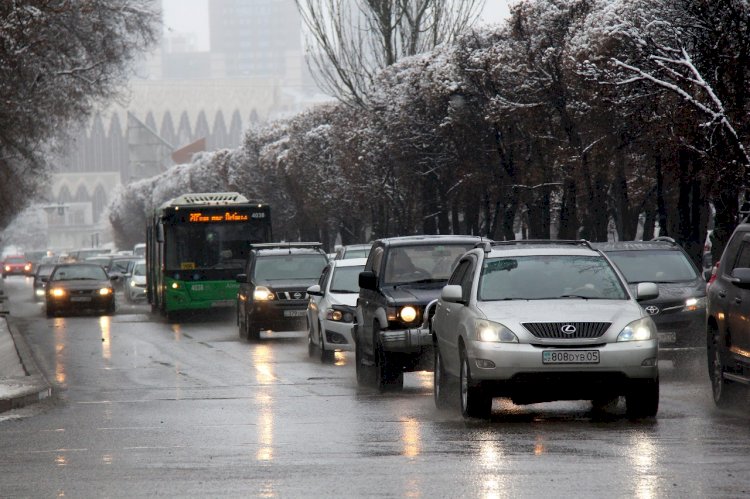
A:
[707,263,719,288]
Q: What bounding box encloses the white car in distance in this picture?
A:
[431,240,660,419]
[125,260,147,302]
[306,258,367,362]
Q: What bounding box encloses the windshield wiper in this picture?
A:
[329,289,358,294]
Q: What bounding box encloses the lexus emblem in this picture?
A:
[561,324,577,335]
[645,305,659,315]
[293,292,303,299]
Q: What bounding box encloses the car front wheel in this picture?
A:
[459,348,491,419]
[375,339,403,391]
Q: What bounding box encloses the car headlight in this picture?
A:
[326,307,355,322]
[253,285,274,301]
[475,319,518,343]
[684,296,706,311]
[50,288,66,298]
[99,288,112,296]
[617,317,657,342]
[4,266,9,272]
[399,306,418,323]
[35,289,45,296]
[130,280,137,287]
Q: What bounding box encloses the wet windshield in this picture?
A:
[133,262,146,276]
[254,254,328,281]
[479,255,628,301]
[606,250,698,283]
[51,265,108,281]
[329,265,364,293]
[383,244,473,286]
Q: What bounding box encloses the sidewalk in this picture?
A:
[0,314,52,413]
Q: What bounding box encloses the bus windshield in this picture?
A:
[165,223,265,271]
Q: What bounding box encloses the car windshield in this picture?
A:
[329,265,364,293]
[342,247,370,259]
[51,265,108,281]
[479,255,628,301]
[254,254,328,281]
[36,265,55,277]
[383,244,473,285]
[133,262,146,276]
[6,257,25,264]
[109,259,134,273]
[606,249,698,283]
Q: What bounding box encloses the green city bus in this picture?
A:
[146,192,272,320]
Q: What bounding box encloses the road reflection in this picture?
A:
[401,417,421,458]
[254,345,275,464]
[53,318,66,386]
[630,433,657,499]
[99,316,111,362]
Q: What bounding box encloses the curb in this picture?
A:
[0,318,52,413]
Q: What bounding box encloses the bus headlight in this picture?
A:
[253,286,274,301]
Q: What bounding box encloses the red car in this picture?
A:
[2,255,32,278]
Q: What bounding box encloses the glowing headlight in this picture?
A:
[99,288,112,296]
[399,306,418,323]
[50,288,66,298]
[684,297,706,311]
[130,280,137,287]
[24,264,31,271]
[3,266,9,272]
[253,285,274,301]
[617,317,656,342]
[171,282,179,289]
[35,289,45,296]
[326,308,354,322]
[475,319,518,343]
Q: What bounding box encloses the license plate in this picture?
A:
[658,332,676,344]
[70,296,92,302]
[543,350,600,364]
[284,310,306,317]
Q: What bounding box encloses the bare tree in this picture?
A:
[0,0,158,232]
[295,0,486,108]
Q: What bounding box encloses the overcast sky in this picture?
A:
[162,0,512,52]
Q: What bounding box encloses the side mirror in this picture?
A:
[156,223,165,243]
[235,273,247,283]
[40,277,48,283]
[110,275,120,282]
[731,267,750,287]
[307,284,323,296]
[635,282,659,301]
[359,271,377,290]
[441,284,464,304]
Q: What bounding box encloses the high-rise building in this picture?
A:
[209,0,303,83]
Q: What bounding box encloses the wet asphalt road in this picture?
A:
[0,277,750,498]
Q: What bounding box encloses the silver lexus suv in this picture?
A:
[431,240,660,419]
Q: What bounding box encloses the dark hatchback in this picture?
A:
[236,243,329,341]
[45,263,116,317]
[596,239,706,365]
[32,263,56,301]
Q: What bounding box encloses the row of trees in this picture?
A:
[110,0,750,266]
[0,1,158,233]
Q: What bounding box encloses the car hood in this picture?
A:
[326,291,358,308]
[630,279,705,305]
[49,280,111,291]
[258,278,318,289]
[475,299,644,327]
[382,284,445,305]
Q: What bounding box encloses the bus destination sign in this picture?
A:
[188,211,251,223]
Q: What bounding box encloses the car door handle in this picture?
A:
[444,307,451,314]
[718,291,727,298]
[735,297,743,304]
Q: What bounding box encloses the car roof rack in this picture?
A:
[650,236,677,245]
[249,242,324,252]
[476,239,594,252]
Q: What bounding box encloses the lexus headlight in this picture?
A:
[253,285,274,301]
[475,319,518,343]
[617,317,656,342]
[684,297,706,311]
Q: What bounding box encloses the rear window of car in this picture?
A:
[606,249,698,283]
[254,254,328,281]
[479,255,628,301]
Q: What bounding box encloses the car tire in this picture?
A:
[375,341,403,392]
[307,322,315,357]
[319,323,334,363]
[239,314,249,340]
[459,348,491,419]
[709,332,742,407]
[625,378,659,418]
[246,317,261,342]
[355,338,371,387]
[434,346,450,409]
[45,305,55,318]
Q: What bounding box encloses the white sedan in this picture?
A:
[306,258,366,362]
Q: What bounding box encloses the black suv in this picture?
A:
[355,235,480,390]
[596,239,706,366]
[706,222,750,406]
[236,243,329,341]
